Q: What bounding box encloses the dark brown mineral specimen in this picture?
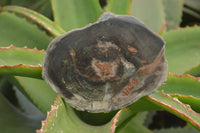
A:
[42,12,168,113]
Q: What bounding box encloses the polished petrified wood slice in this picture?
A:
[43,13,168,113]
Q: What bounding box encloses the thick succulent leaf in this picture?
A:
[0,7,54,115]
[183,8,200,20]
[162,27,200,74]
[0,46,44,66]
[4,0,52,15]
[130,0,165,33]
[6,0,52,18]
[0,12,51,49]
[106,0,132,15]
[128,74,200,130]
[0,65,41,79]
[10,76,57,114]
[116,112,153,133]
[2,6,66,37]
[149,91,200,131]
[184,0,200,13]
[184,64,200,77]
[25,0,53,18]
[0,9,54,113]
[159,73,200,113]
[4,0,35,7]
[127,97,162,112]
[0,93,41,133]
[37,95,129,133]
[184,0,200,20]
[37,95,146,133]
[0,46,44,78]
[170,95,200,113]
[132,112,148,125]
[159,74,200,98]
[51,0,103,31]
[163,0,183,30]
[117,119,152,133]
[119,73,200,113]
[111,109,136,133]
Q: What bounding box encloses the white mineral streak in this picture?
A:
[73,94,86,101]
[93,101,109,110]
[62,78,66,84]
[103,83,111,100]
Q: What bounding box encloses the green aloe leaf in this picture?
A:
[0,12,51,49]
[158,73,200,113]
[106,0,132,15]
[3,0,52,18]
[0,65,41,79]
[117,118,152,133]
[2,6,66,37]
[51,0,103,31]
[0,46,44,78]
[127,97,161,112]
[37,97,119,133]
[159,74,200,98]
[184,0,200,13]
[184,0,200,20]
[116,112,153,133]
[37,95,135,133]
[0,93,41,133]
[149,91,200,131]
[37,95,155,133]
[129,73,200,115]
[10,76,57,114]
[170,95,200,113]
[0,43,52,114]
[130,0,165,33]
[162,27,200,74]
[0,10,54,113]
[184,64,200,77]
[163,0,183,30]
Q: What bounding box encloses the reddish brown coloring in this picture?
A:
[94,62,112,74]
[128,45,138,53]
[122,79,139,96]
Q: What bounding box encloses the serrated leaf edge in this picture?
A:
[0,64,42,69]
[110,109,122,133]
[36,95,60,133]
[158,21,167,34]
[149,90,200,129]
[184,64,200,74]
[171,94,200,101]
[0,45,44,69]
[0,44,45,53]
[168,72,200,82]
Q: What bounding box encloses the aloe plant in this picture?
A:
[0,0,200,133]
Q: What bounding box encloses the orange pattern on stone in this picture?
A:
[94,62,113,74]
[128,45,138,53]
[122,79,139,96]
